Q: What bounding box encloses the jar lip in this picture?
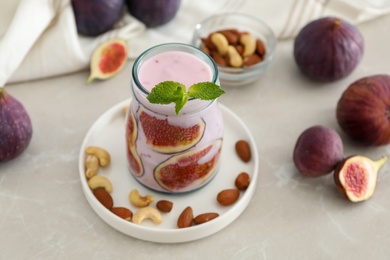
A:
[132,42,219,100]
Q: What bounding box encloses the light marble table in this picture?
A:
[1,14,390,260]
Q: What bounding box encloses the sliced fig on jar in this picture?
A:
[138,108,205,153]
[337,75,390,146]
[334,155,388,202]
[126,110,144,176]
[87,38,128,84]
[154,139,223,192]
[126,108,137,146]
[294,17,364,82]
[0,89,33,163]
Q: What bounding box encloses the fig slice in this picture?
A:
[154,139,223,192]
[87,38,128,84]
[334,155,388,202]
[126,110,144,177]
[138,108,205,154]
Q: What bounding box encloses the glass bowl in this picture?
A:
[191,13,277,87]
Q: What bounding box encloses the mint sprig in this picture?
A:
[147,81,225,115]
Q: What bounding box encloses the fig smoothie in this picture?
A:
[126,43,224,193]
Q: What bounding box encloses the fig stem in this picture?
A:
[373,156,388,171]
[0,88,6,99]
[86,74,95,85]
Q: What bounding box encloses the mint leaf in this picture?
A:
[188,82,225,100]
[175,93,188,115]
[173,85,186,99]
[147,81,185,104]
[146,81,225,115]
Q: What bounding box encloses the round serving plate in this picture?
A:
[78,99,259,243]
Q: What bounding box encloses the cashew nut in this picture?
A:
[240,33,256,57]
[85,146,111,167]
[132,206,162,225]
[210,32,229,56]
[227,45,243,68]
[85,155,99,179]
[129,189,154,207]
[88,175,113,193]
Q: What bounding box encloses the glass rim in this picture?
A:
[132,42,219,101]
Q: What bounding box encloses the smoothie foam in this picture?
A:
[138,51,212,91]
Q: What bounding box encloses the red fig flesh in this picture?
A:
[334,155,388,202]
[126,110,144,177]
[138,108,205,154]
[154,139,222,192]
[0,89,33,163]
[293,125,344,177]
[87,38,128,84]
[337,74,390,146]
[294,17,364,82]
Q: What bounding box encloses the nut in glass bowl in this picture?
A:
[191,13,276,87]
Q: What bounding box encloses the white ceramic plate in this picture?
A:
[78,99,259,243]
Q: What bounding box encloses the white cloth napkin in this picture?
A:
[1,0,389,86]
[0,0,145,86]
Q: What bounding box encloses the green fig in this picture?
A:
[0,88,33,163]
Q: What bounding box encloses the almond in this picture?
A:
[156,200,173,213]
[235,172,251,191]
[194,213,219,225]
[111,207,133,221]
[177,206,193,228]
[217,189,240,206]
[256,39,266,56]
[211,51,228,67]
[93,187,113,209]
[235,140,251,162]
[201,37,215,51]
[235,44,244,56]
[244,53,262,66]
[218,29,240,45]
[201,45,210,55]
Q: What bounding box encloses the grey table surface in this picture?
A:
[1,14,390,260]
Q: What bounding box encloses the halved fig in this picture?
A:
[138,108,205,153]
[154,139,223,192]
[126,110,144,176]
[87,38,128,84]
[334,155,388,202]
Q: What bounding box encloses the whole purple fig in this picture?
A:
[337,74,390,146]
[293,125,344,177]
[0,89,33,163]
[72,0,124,36]
[294,17,364,82]
[125,0,180,27]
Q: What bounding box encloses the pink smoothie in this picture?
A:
[138,51,212,91]
[127,48,223,193]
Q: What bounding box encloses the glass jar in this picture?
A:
[125,43,224,193]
